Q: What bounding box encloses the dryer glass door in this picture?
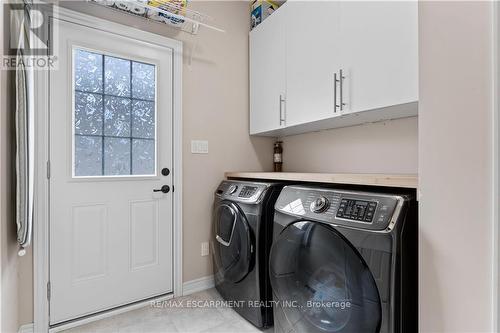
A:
[269,221,381,333]
[213,202,253,283]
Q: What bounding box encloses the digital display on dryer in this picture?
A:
[337,199,377,222]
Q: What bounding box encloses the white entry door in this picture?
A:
[49,18,174,324]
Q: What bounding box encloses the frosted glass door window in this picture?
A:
[73,49,156,176]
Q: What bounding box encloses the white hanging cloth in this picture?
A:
[13,1,35,255]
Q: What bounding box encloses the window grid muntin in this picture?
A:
[73,49,156,177]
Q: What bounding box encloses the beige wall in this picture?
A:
[177,1,275,280]
[419,1,494,331]
[281,117,418,174]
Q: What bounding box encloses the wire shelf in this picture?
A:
[88,0,225,35]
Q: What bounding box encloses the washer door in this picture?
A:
[269,221,381,333]
[213,202,253,283]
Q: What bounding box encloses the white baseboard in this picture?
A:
[18,323,34,333]
[182,275,214,296]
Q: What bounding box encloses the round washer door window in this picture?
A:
[269,221,381,333]
[213,202,253,283]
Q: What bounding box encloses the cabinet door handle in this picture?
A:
[279,94,286,126]
[334,73,340,112]
[339,69,346,111]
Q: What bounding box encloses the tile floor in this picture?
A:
[62,289,272,333]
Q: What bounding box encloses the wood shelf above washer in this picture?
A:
[225,172,418,189]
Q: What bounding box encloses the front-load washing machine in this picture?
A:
[269,185,418,333]
[212,180,283,328]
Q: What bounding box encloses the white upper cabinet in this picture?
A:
[249,4,287,135]
[339,1,418,114]
[285,1,341,126]
[249,1,418,136]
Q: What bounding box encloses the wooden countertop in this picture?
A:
[225,172,418,189]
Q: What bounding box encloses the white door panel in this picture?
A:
[339,1,418,113]
[130,199,159,270]
[249,3,287,134]
[285,1,341,126]
[50,19,173,324]
[71,203,107,283]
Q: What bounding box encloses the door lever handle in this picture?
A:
[153,185,170,194]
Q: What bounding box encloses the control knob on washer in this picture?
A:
[228,184,238,194]
[310,196,330,213]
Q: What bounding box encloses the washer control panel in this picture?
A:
[238,186,258,198]
[275,186,406,231]
[215,181,269,204]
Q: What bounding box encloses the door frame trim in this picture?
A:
[34,6,183,332]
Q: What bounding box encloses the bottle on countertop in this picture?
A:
[274,141,283,172]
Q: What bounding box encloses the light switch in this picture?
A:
[191,140,209,154]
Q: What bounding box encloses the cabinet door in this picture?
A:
[249,5,287,135]
[339,1,418,114]
[285,1,341,126]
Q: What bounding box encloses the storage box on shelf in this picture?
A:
[251,0,280,29]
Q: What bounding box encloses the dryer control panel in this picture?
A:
[336,199,377,222]
[275,186,408,232]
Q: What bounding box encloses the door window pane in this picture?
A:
[104,96,131,137]
[104,56,131,97]
[73,48,156,177]
[75,136,103,176]
[75,92,103,135]
[74,50,103,93]
[132,62,155,100]
[132,139,155,175]
[132,100,155,139]
[104,137,131,175]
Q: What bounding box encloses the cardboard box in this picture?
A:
[251,0,279,29]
